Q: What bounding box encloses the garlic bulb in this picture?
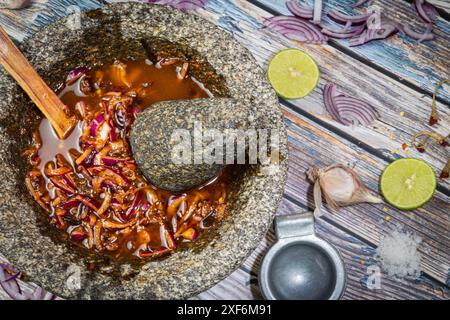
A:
[0,0,31,9]
[307,164,382,218]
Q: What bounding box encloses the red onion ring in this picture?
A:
[349,23,398,46]
[66,67,89,85]
[265,16,328,44]
[323,83,378,126]
[413,0,439,24]
[0,262,55,300]
[286,0,313,19]
[402,24,435,42]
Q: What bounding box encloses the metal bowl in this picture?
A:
[259,213,346,300]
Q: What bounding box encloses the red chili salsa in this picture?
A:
[23,59,228,260]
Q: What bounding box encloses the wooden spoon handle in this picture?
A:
[0,26,77,139]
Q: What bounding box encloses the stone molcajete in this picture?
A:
[0,2,287,299]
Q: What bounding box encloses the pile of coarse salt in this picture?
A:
[376,227,422,278]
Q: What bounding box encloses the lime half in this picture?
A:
[267,49,320,99]
[380,158,437,210]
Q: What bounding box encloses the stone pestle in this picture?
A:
[130,98,259,193]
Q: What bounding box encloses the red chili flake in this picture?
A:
[417,146,426,153]
[402,143,408,151]
[429,116,438,126]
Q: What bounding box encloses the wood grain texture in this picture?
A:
[253,0,450,103]
[199,0,450,192]
[281,107,450,284]
[0,1,104,41]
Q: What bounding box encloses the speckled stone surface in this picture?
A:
[0,2,288,299]
[131,98,256,192]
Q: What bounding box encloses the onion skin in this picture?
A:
[0,260,55,300]
[413,0,439,23]
[402,24,435,42]
[307,164,382,218]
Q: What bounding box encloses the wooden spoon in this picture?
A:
[0,25,77,139]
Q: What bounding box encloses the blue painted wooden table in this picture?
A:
[0,0,449,300]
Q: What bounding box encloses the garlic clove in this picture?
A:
[308,163,382,217]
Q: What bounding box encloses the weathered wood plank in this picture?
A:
[281,107,450,284]
[0,0,104,42]
[199,0,450,191]
[195,198,448,300]
[252,0,450,103]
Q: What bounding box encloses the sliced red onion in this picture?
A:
[402,24,435,42]
[323,83,378,126]
[321,23,366,39]
[286,0,313,19]
[0,261,18,274]
[139,247,171,258]
[66,67,89,85]
[413,0,439,23]
[109,121,118,142]
[3,271,21,282]
[328,10,372,25]
[265,16,328,44]
[88,166,130,187]
[72,195,100,211]
[90,114,105,136]
[0,263,55,300]
[49,177,76,195]
[313,0,323,24]
[61,198,81,209]
[123,191,143,220]
[168,194,186,205]
[349,23,398,46]
[114,108,127,129]
[101,156,130,166]
[70,230,87,241]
